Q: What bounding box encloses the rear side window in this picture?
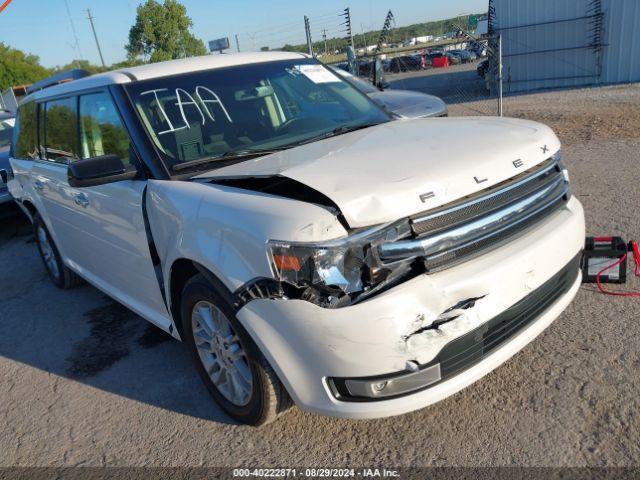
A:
[79,92,131,166]
[44,97,78,163]
[13,102,38,159]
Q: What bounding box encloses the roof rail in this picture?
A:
[26,69,91,95]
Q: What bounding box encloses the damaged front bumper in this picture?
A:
[236,197,585,419]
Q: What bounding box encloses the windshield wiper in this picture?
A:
[288,122,381,147]
[172,148,284,172]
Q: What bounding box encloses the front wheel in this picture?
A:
[181,274,291,426]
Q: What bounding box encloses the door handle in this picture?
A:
[33,180,45,190]
[73,192,89,208]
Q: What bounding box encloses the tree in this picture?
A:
[126,0,206,63]
[0,42,50,90]
[55,59,109,75]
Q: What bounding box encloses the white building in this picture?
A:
[412,35,433,44]
[492,0,640,92]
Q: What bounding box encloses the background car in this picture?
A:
[357,60,374,77]
[445,52,462,65]
[448,50,473,63]
[0,110,16,217]
[330,67,448,118]
[389,55,422,73]
[477,59,489,78]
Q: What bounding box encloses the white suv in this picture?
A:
[9,53,585,425]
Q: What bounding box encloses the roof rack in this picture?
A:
[26,69,91,95]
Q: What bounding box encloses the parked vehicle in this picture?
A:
[331,67,448,118]
[0,110,16,216]
[9,53,584,425]
[448,50,474,64]
[445,52,462,65]
[477,59,489,78]
[357,60,374,77]
[389,55,422,73]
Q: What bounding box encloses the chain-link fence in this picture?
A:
[341,35,500,117]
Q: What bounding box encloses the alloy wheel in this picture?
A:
[191,301,253,407]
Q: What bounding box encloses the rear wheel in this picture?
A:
[181,274,291,426]
[33,213,82,289]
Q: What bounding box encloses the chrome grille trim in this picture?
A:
[411,159,560,236]
[379,163,570,265]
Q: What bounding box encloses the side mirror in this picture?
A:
[68,154,137,188]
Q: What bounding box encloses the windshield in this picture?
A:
[0,118,15,149]
[126,58,390,172]
[328,67,378,94]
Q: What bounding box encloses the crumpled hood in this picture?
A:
[368,90,448,118]
[196,117,561,228]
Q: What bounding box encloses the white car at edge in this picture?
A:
[8,52,585,425]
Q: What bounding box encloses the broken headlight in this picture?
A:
[267,220,414,308]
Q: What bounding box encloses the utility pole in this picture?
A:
[341,8,354,51]
[322,29,328,55]
[86,9,106,67]
[374,10,394,54]
[304,16,313,56]
[235,34,241,53]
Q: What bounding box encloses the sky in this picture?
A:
[0,0,487,68]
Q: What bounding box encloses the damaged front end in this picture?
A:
[267,220,423,308]
[232,154,570,311]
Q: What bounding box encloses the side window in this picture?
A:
[13,102,39,159]
[44,97,79,163]
[79,92,131,166]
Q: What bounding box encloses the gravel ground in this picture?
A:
[1,84,639,468]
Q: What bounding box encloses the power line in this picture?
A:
[62,0,84,63]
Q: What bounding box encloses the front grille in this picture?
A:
[411,159,560,236]
[378,158,570,271]
[424,251,581,384]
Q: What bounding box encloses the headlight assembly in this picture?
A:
[267,220,415,308]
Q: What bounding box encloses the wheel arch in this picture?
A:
[19,199,37,222]
[168,258,235,340]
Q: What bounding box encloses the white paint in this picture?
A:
[139,86,233,137]
[20,52,309,106]
[175,88,206,128]
[10,52,586,422]
[237,198,585,417]
[196,116,561,228]
[139,88,187,136]
[195,86,233,123]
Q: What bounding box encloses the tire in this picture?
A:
[181,274,291,426]
[33,213,82,289]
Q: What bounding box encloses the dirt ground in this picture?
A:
[1,83,640,468]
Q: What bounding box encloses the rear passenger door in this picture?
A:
[32,90,170,330]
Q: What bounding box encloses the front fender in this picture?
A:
[145,179,347,309]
